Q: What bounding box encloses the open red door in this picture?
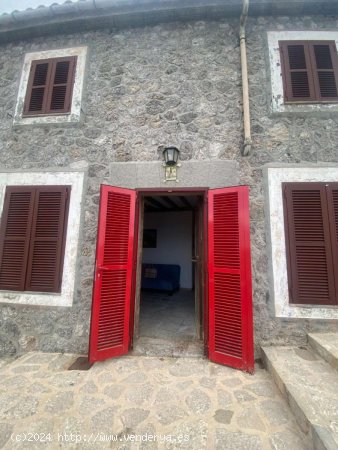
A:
[208,186,254,373]
[89,185,136,363]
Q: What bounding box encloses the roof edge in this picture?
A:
[0,0,337,44]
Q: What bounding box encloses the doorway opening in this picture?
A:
[132,191,206,357]
[88,184,254,372]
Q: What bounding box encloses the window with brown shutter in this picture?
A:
[279,41,338,103]
[0,186,70,293]
[23,56,77,116]
[283,182,338,306]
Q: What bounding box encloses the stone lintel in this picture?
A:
[110,160,239,190]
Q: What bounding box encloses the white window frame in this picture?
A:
[0,171,85,307]
[267,31,338,114]
[14,46,87,126]
[265,165,338,319]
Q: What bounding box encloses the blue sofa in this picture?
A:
[141,264,180,293]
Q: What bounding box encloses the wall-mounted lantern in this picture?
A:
[163,146,180,182]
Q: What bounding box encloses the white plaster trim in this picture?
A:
[267,31,338,114]
[13,46,87,126]
[267,166,338,319]
[0,171,85,307]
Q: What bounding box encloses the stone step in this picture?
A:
[308,333,338,371]
[261,345,338,450]
[131,336,205,358]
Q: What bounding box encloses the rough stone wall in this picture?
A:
[0,15,337,357]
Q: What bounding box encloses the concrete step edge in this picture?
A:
[308,333,338,372]
[261,346,335,450]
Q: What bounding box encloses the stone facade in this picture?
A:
[0,14,337,357]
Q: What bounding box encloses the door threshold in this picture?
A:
[131,336,204,359]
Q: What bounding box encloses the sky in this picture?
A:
[0,0,80,15]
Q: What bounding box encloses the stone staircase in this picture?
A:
[262,333,338,450]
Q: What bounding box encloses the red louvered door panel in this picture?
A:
[89,185,136,362]
[0,187,35,290]
[208,186,254,372]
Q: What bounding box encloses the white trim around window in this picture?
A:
[0,171,85,307]
[267,31,338,114]
[265,165,338,319]
[14,46,87,126]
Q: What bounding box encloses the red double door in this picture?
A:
[89,185,254,373]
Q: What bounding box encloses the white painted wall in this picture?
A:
[142,211,193,289]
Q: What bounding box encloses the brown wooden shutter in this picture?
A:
[0,187,35,290]
[280,40,338,103]
[25,186,70,293]
[325,183,338,305]
[46,57,77,114]
[23,56,76,116]
[23,60,53,116]
[279,41,316,102]
[309,42,338,101]
[283,183,336,305]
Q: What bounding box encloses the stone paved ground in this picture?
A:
[0,352,311,450]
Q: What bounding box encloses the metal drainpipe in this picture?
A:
[239,0,252,156]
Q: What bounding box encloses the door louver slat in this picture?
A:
[89,186,136,363]
[288,45,307,69]
[285,44,312,100]
[317,73,338,97]
[54,61,70,84]
[50,86,67,110]
[213,194,240,269]
[314,45,333,69]
[208,186,254,373]
[97,270,127,350]
[214,272,242,357]
[33,63,49,86]
[331,190,338,241]
[29,88,45,112]
[290,73,310,97]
